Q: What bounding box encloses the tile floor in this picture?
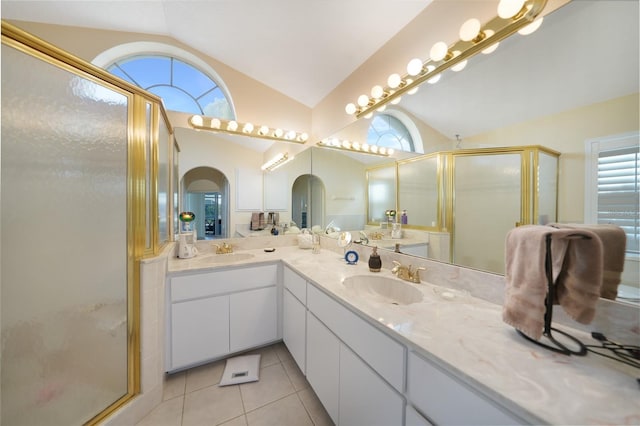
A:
[136,342,334,426]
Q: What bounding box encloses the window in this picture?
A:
[585,133,640,256]
[367,113,415,152]
[106,54,233,118]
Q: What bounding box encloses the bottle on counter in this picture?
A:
[401,210,408,225]
[368,246,382,272]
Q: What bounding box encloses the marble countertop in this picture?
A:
[167,245,640,425]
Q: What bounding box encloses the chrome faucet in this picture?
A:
[391,261,425,284]
[214,242,233,254]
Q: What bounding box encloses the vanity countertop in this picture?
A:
[167,246,640,425]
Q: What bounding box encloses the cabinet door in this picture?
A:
[229,287,278,352]
[170,296,229,370]
[339,344,405,426]
[306,312,340,425]
[283,289,306,372]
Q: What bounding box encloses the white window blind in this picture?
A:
[597,145,639,255]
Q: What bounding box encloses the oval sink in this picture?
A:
[342,275,423,305]
[198,253,255,263]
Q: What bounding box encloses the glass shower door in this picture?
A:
[453,152,522,274]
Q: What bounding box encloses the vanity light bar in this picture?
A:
[317,138,394,157]
[346,0,547,119]
[261,152,293,171]
[189,115,309,144]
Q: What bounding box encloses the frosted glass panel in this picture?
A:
[1,44,129,425]
[453,153,521,274]
[368,165,396,223]
[538,152,558,224]
[398,156,438,227]
[158,112,170,244]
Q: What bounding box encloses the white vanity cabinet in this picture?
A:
[305,283,405,426]
[407,352,524,425]
[282,266,307,372]
[166,263,279,372]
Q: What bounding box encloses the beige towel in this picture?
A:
[551,223,626,300]
[250,212,264,230]
[503,225,603,340]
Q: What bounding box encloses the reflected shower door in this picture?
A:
[1,42,130,424]
[453,153,522,274]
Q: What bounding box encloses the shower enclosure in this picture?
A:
[1,23,174,425]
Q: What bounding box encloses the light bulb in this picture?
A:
[227,120,238,131]
[371,85,384,99]
[274,128,283,138]
[459,18,481,41]
[481,30,499,54]
[377,105,386,112]
[430,41,449,62]
[298,133,309,142]
[190,115,203,126]
[285,130,296,140]
[345,103,357,115]
[408,86,419,95]
[391,96,402,105]
[387,73,402,89]
[498,0,525,19]
[428,74,441,84]
[388,148,395,155]
[243,122,254,133]
[451,60,467,72]
[362,144,370,152]
[406,58,423,76]
[210,118,221,129]
[357,94,369,107]
[258,125,269,135]
[518,17,543,35]
[364,112,373,119]
[371,145,379,153]
[379,147,387,155]
[342,140,351,149]
[352,142,361,150]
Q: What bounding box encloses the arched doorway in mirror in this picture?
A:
[292,174,325,230]
[182,166,229,239]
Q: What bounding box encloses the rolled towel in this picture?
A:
[503,225,603,340]
[551,223,626,300]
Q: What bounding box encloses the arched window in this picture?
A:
[95,42,234,118]
[367,113,418,153]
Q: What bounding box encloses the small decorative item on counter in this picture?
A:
[297,228,313,249]
[401,210,408,225]
[391,222,402,239]
[368,246,382,272]
[345,250,359,265]
[312,234,321,254]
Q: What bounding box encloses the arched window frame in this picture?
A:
[92,42,236,118]
[367,110,424,154]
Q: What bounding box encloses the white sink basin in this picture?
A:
[342,275,423,305]
[196,253,255,263]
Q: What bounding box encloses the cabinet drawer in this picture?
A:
[171,264,278,302]
[307,283,405,392]
[408,352,523,425]
[283,266,306,304]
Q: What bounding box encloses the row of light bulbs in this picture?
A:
[345,0,546,119]
[317,138,394,157]
[261,152,293,172]
[189,115,309,144]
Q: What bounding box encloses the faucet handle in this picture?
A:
[412,267,426,283]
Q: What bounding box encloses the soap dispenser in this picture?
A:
[368,246,382,272]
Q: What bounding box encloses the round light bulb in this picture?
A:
[357,94,369,107]
[388,148,395,155]
[370,85,384,99]
[379,147,387,155]
[408,86,419,95]
[371,145,379,154]
[243,122,254,133]
[498,0,525,19]
[482,32,499,54]
[286,130,296,140]
[274,128,283,138]
[387,73,402,89]
[518,17,543,35]
[430,41,449,62]
[345,103,357,115]
[258,125,269,135]
[227,120,238,131]
[352,142,361,150]
[362,144,370,152]
[299,133,309,142]
[190,115,203,126]
[390,96,402,105]
[342,140,351,149]
[406,58,423,76]
[210,118,221,129]
[451,60,468,72]
[428,74,441,84]
[364,112,373,119]
[377,105,387,112]
[460,18,481,41]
